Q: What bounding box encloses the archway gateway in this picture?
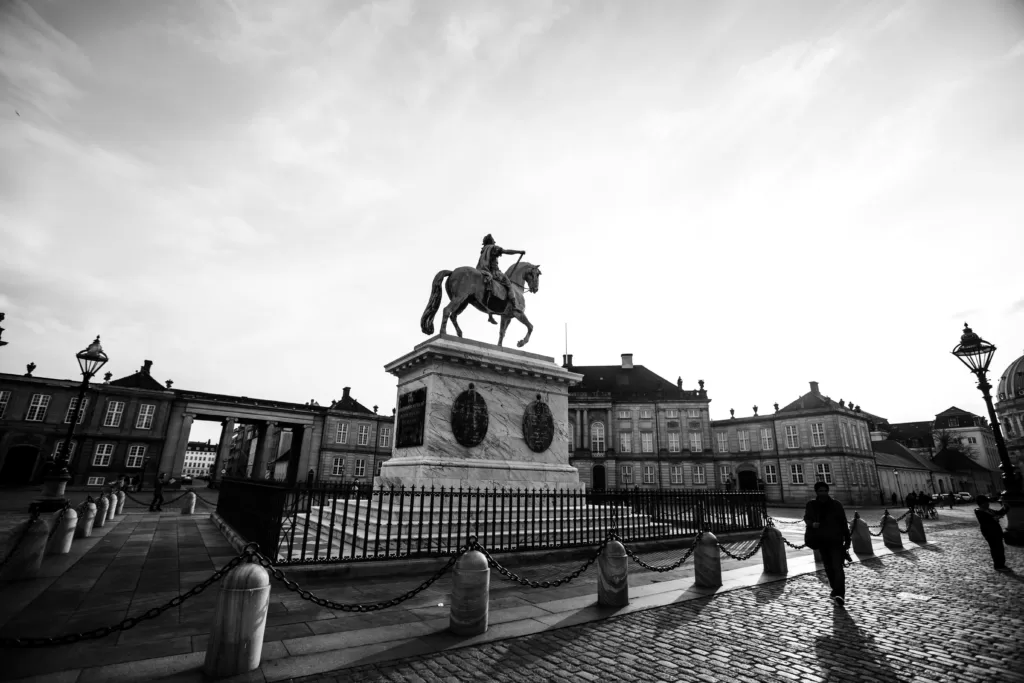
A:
[0,445,39,486]
[737,469,758,491]
[592,464,606,491]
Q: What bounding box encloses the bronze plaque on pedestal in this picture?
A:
[522,396,555,453]
[396,387,427,448]
[451,386,489,447]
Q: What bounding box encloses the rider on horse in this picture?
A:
[477,234,525,324]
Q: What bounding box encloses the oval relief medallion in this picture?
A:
[522,395,555,453]
[451,385,489,448]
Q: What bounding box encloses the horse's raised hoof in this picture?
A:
[517,339,527,348]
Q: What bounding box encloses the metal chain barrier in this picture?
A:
[619,531,704,572]
[717,526,769,562]
[122,491,153,507]
[767,516,803,526]
[246,542,468,612]
[192,491,218,508]
[0,553,248,647]
[474,536,609,587]
[45,502,72,542]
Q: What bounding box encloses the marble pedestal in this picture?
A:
[379,334,584,491]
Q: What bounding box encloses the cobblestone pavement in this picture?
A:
[290,521,1024,683]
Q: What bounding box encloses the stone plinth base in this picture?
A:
[380,335,583,491]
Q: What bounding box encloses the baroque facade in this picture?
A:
[183,440,217,479]
[314,387,394,485]
[995,348,1024,479]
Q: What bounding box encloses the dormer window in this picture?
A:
[948,417,958,428]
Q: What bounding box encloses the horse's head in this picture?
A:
[525,263,541,293]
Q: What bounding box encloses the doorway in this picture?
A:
[737,469,758,491]
[592,464,606,491]
[0,445,41,486]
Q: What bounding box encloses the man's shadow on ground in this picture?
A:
[814,607,901,682]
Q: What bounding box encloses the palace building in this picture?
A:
[995,347,1024,480]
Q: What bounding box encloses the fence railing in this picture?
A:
[217,479,768,564]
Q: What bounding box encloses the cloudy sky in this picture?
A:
[2,0,1022,444]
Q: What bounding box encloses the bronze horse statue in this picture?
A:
[420,261,541,347]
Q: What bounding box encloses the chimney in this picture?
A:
[562,354,573,369]
[677,377,682,390]
[621,353,633,369]
[342,387,351,399]
[142,360,153,375]
[809,381,819,394]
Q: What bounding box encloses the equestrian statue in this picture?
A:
[420,234,542,348]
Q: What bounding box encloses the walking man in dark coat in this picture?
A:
[804,481,852,606]
[974,495,1010,571]
[149,473,167,512]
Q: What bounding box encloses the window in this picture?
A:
[52,441,77,460]
[764,464,778,484]
[850,462,859,485]
[379,426,391,448]
[785,425,799,448]
[591,422,605,452]
[639,409,652,419]
[103,401,124,427]
[840,423,849,447]
[87,476,105,486]
[687,409,699,418]
[948,417,958,428]
[689,432,702,452]
[760,428,774,450]
[617,410,631,419]
[355,459,366,477]
[64,397,89,425]
[643,465,655,484]
[93,443,113,467]
[620,465,633,484]
[0,390,9,419]
[357,424,370,446]
[135,404,155,430]
[790,464,804,484]
[336,423,349,444]
[811,423,826,447]
[332,457,344,476]
[26,394,51,422]
[967,436,977,444]
[851,425,860,449]
[665,409,679,419]
[126,445,146,468]
[738,431,749,451]
[641,432,653,453]
[692,465,706,484]
[568,423,575,451]
[717,432,728,453]
[815,462,833,484]
[720,466,730,484]
[861,426,870,448]
[375,460,384,476]
[668,432,680,453]
[619,433,632,453]
[670,466,683,484]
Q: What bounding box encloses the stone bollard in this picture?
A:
[0,518,50,581]
[94,495,109,529]
[181,492,197,515]
[597,540,629,607]
[450,550,489,636]
[76,501,97,539]
[203,562,271,678]
[881,512,903,548]
[850,513,874,555]
[694,531,722,588]
[115,491,126,515]
[46,507,78,555]
[907,512,927,544]
[106,493,118,521]
[761,527,788,575]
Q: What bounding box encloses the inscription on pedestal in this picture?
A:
[396,388,427,448]
[522,395,555,453]
[451,385,489,448]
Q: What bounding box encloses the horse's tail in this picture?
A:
[420,269,452,334]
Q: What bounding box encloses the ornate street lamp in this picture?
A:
[952,323,1023,545]
[33,336,108,513]
[893,469,903,501]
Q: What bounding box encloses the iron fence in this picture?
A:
[218,480,768,564]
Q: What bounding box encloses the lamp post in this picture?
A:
[33,336,108,513]
[893,469,903,502]
[0,312,8,349]
[952,323,1023,545]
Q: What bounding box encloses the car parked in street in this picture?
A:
[956,492,973,502]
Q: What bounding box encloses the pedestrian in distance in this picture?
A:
[891,491,898,507]
[149,473,167,512]
[974,495,1010,571]
[948,492,955,509]
[804,481,853,606]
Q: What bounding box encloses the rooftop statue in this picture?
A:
[420,234,541,348]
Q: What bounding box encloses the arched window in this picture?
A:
[591,422,605,453]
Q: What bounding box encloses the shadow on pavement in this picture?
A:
[913,544,945,553]
[752,578,786,605]
[856,556,885,573]
[814,608,901,682]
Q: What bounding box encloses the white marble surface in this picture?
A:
[381,336,582,490]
